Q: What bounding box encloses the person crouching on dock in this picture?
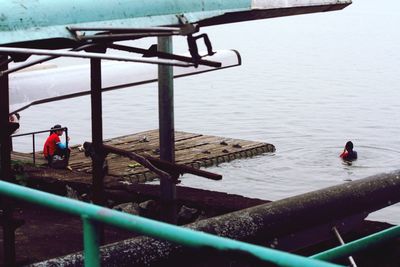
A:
[43,124,72,170]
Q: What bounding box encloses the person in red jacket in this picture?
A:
[340,141,358,162]
[43,124,71,169]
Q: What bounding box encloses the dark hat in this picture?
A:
[50,124,63,135]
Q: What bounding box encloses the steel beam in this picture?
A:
[0,57,16,266]
[89,57,105,245]
[3,43,98,75]
[158,36,177,223]
[90,58,105,206]
[0,47,193,71]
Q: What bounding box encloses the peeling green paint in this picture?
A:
[0,0,352,46]
[0,0,250,45]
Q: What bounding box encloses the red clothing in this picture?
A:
[340,151,348,159]
[340,150,358,161]
[43,133,61,158]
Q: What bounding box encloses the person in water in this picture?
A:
[43,124,72,170]
[340,141,358,161]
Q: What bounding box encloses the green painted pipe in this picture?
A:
[0,180,342,267]
[311,225,400,261]
[82,216,101,267]
[82,218,100,267]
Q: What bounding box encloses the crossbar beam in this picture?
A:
[0,47,193,71]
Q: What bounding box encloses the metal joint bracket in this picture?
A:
[176,14,199,35]
[187,33,216,67]
[177,14,216,66]
[66,26,85,41]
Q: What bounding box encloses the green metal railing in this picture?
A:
[0,180,342,267]
[2,178,399,266]
[311,224,400,261]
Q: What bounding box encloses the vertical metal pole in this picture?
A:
[90,58,105,206]
[32,134,36,165]
[158,36,176,223]
[90,58,105,244]
[0,57,16,266]
[65,128,69,149]
[332,227,357,267]
[82,216,101,267]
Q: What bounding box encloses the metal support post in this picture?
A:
[90,58,105,243]
[0,57,16,266]
[65,128,69,149]
[90,58,105,206]
[158,36,177,223]
[332,226,357,267]
[82,216,101,267]
[32,134,36,165]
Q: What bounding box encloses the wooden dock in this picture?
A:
[12,129,275,183]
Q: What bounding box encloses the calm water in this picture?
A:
[12,1,400,224]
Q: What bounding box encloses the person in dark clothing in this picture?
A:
[9,112,20,134]
[340,141,358,161]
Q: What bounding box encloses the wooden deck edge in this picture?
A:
[127,143,275,183]
[11,130,276,185]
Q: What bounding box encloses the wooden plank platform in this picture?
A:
[12,130,275,183]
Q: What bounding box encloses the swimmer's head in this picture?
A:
[345,141,354,151]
